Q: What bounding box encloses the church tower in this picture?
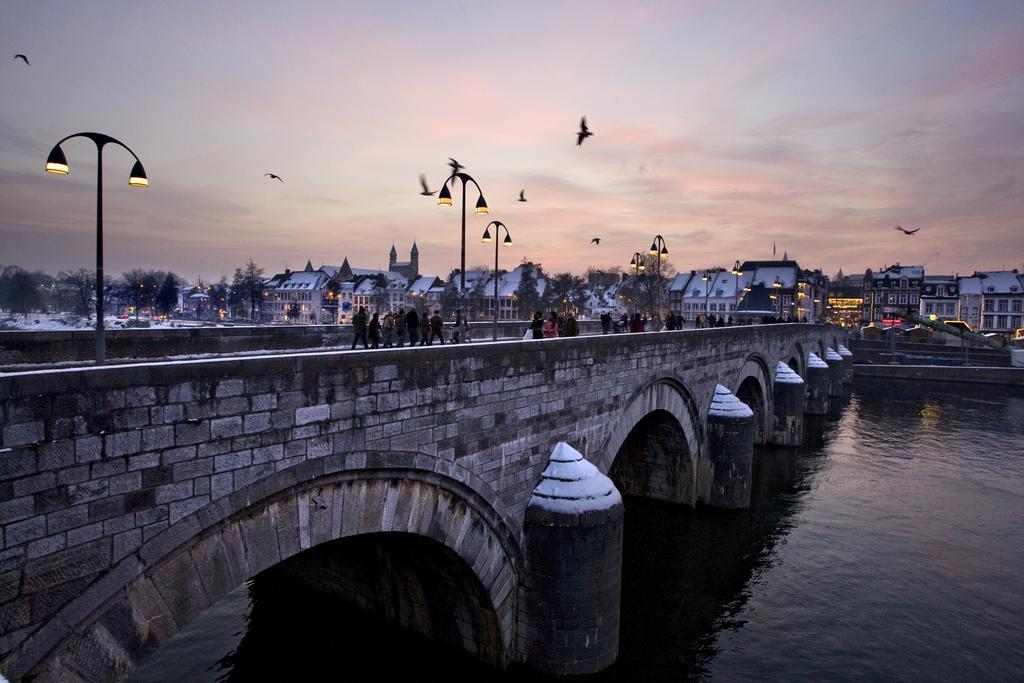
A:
[410,242,419,279]
[389,244,398,271]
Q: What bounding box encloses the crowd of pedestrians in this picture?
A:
[347,305,805,351]
[348,306,471,349]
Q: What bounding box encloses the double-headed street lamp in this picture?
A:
[629,252,645,316]
[702,269,713,321]
[438,171,488,316]
[481,221,512,341]
[45,133,148,364]
[648,235,669,314]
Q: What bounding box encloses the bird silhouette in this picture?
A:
[893,225,919,235]
[448,158,464,175]
[518,190,527,202]
[591,237,601,245]
[419,174,436,196]
[264,173,283,183]
[14,54,29,65]
[577,117,593,146]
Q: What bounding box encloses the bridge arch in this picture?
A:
[600,377,702,506]
[733,353,772,445]
[23,456,520,682]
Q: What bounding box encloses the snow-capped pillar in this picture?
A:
[705,384,755,509]
[825,348,845,398]
[838,344,854,383]
[770,362,805,447]
[805,353,830,415]
[519,442,623,676]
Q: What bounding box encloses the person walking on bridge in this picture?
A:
[419,311,430,345]
[543,311,559,338]
[368,312,381,349]
[394,309,407,347]
[531,311,544,339]
[404,308,419,346]
[350,306,368,349]
[429,310,445,344]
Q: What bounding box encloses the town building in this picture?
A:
[261,261,341,324]
[862,264,923,326]
[957,271,1024,337]
[919,276,960,322]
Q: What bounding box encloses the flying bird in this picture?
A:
[448,158,464,175]
[518,189,527,202]
[577,116,593,146]
[419,174,436,196]
[264,173,283,183]
[591,237,601,245]
[14,54,29,65]
[893,225,919,235]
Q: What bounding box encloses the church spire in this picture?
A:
[304,259,313,272]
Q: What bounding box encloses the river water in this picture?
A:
[130,378,1024,681]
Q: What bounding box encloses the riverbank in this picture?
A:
[853,363,1024,387]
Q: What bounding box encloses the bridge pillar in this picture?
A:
[770,362,805,447]
[805,353,830,415]
[825,348,845,398]
[519,442,623,676]
[705,384,755,509]
[838,343,854,383]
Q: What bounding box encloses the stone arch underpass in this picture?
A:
[733,354,772,445]
[600,378,702,507]
[20,459,521,682]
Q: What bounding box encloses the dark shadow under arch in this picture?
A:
[609,409,695,506]
[736,376,767,445]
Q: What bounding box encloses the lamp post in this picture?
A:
[481,221,511,341]
[772,275,783,319]
[438,171,488,317]
[629,252,646,316]
[731,260,743,324]
[702,270,712,324]
[648,235,669,315]
[45,132,148,364]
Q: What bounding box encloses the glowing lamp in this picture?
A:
[437,183,453,206]
[481,226,492,243]
[649,241,658,255]
[45,145,69,175]
[128,160,148,188]
[474,194,489,215]
[503,233,512,246]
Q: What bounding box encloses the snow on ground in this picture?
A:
[0,315,206,331]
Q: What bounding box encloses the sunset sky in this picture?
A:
[2,1,1023,283]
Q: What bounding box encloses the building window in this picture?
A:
[983,300,994,312]
[1010,316,1021,329]
[925,303,934,314]
[900,279,907,288]
[997,299,1008,312]
[910,294,918,304]
[1013,300,1022,313]
[899,293,907,305]
[875,293,882,304]
[997,316,1007,329]
[983,315,995,329]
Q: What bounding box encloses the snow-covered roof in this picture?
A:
[749,266,797,289]
[875,264,924,279]
[961,271,1023,295]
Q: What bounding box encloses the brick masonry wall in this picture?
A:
[0,324,842,678]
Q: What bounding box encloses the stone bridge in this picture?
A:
[0,324,847,680]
